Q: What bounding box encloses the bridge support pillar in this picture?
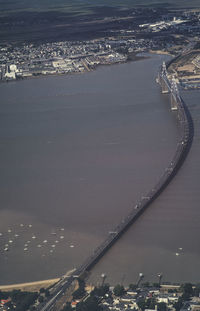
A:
[159,73,170,94]
[170,78,178,110]
[170,93,178,110]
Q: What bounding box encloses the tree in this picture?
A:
[137,298,146,311]
[129,284,137,291]
[11,291,38,311]
[45,289,50,297]
[10,289,22,301]
[91,284,109,297]
[193,284,200,297]
[85,296,101,311]
[39,288,45,294]
[182,292,190,301]
[73,278,86,299]
[174,297,183,311]
[181,283,193,301]
[113,284,125,297]
[76,296,102,311]
[38,295,44,303]
[78,278,86,289]
[168,289,177,293]
[157,302,167,311]
[181,283,193,296]
[72,287,86,299]
[146,297,156,310]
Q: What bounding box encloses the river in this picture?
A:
[0,54,199,285]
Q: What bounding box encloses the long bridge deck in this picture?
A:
[75,68,193,275]
[38,64,194,311]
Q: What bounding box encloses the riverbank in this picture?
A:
[149,50,173,56]
[0,278,59,292]
[0,51,148,85]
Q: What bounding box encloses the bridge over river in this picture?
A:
[38,62,194,311]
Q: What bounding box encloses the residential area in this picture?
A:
[1,278,200,311]
[0,8,200,82]
[64,279,200,311]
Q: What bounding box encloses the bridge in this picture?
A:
[38,62,194,311]
[157,62,181,111]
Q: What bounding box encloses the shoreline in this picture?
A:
[0,268,76,292]
[0,52,149,85]
[149,50,173,56]
[0,278,60,292]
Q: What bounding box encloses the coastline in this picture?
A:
[0,268,78,292]
[0,278,60,292]
[149,50,173,56]
[0,52,149,85]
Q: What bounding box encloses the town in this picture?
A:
[0,8,200,87]
[1,277,200,311]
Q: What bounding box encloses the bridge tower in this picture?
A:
[170,78,178,111]
[160,62,170,94]
[160,76,169,94]
[157,62,166,85]
[162,61,167,75]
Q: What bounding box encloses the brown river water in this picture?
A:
[0,54,199,285]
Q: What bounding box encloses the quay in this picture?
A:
[38,62,194,311]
